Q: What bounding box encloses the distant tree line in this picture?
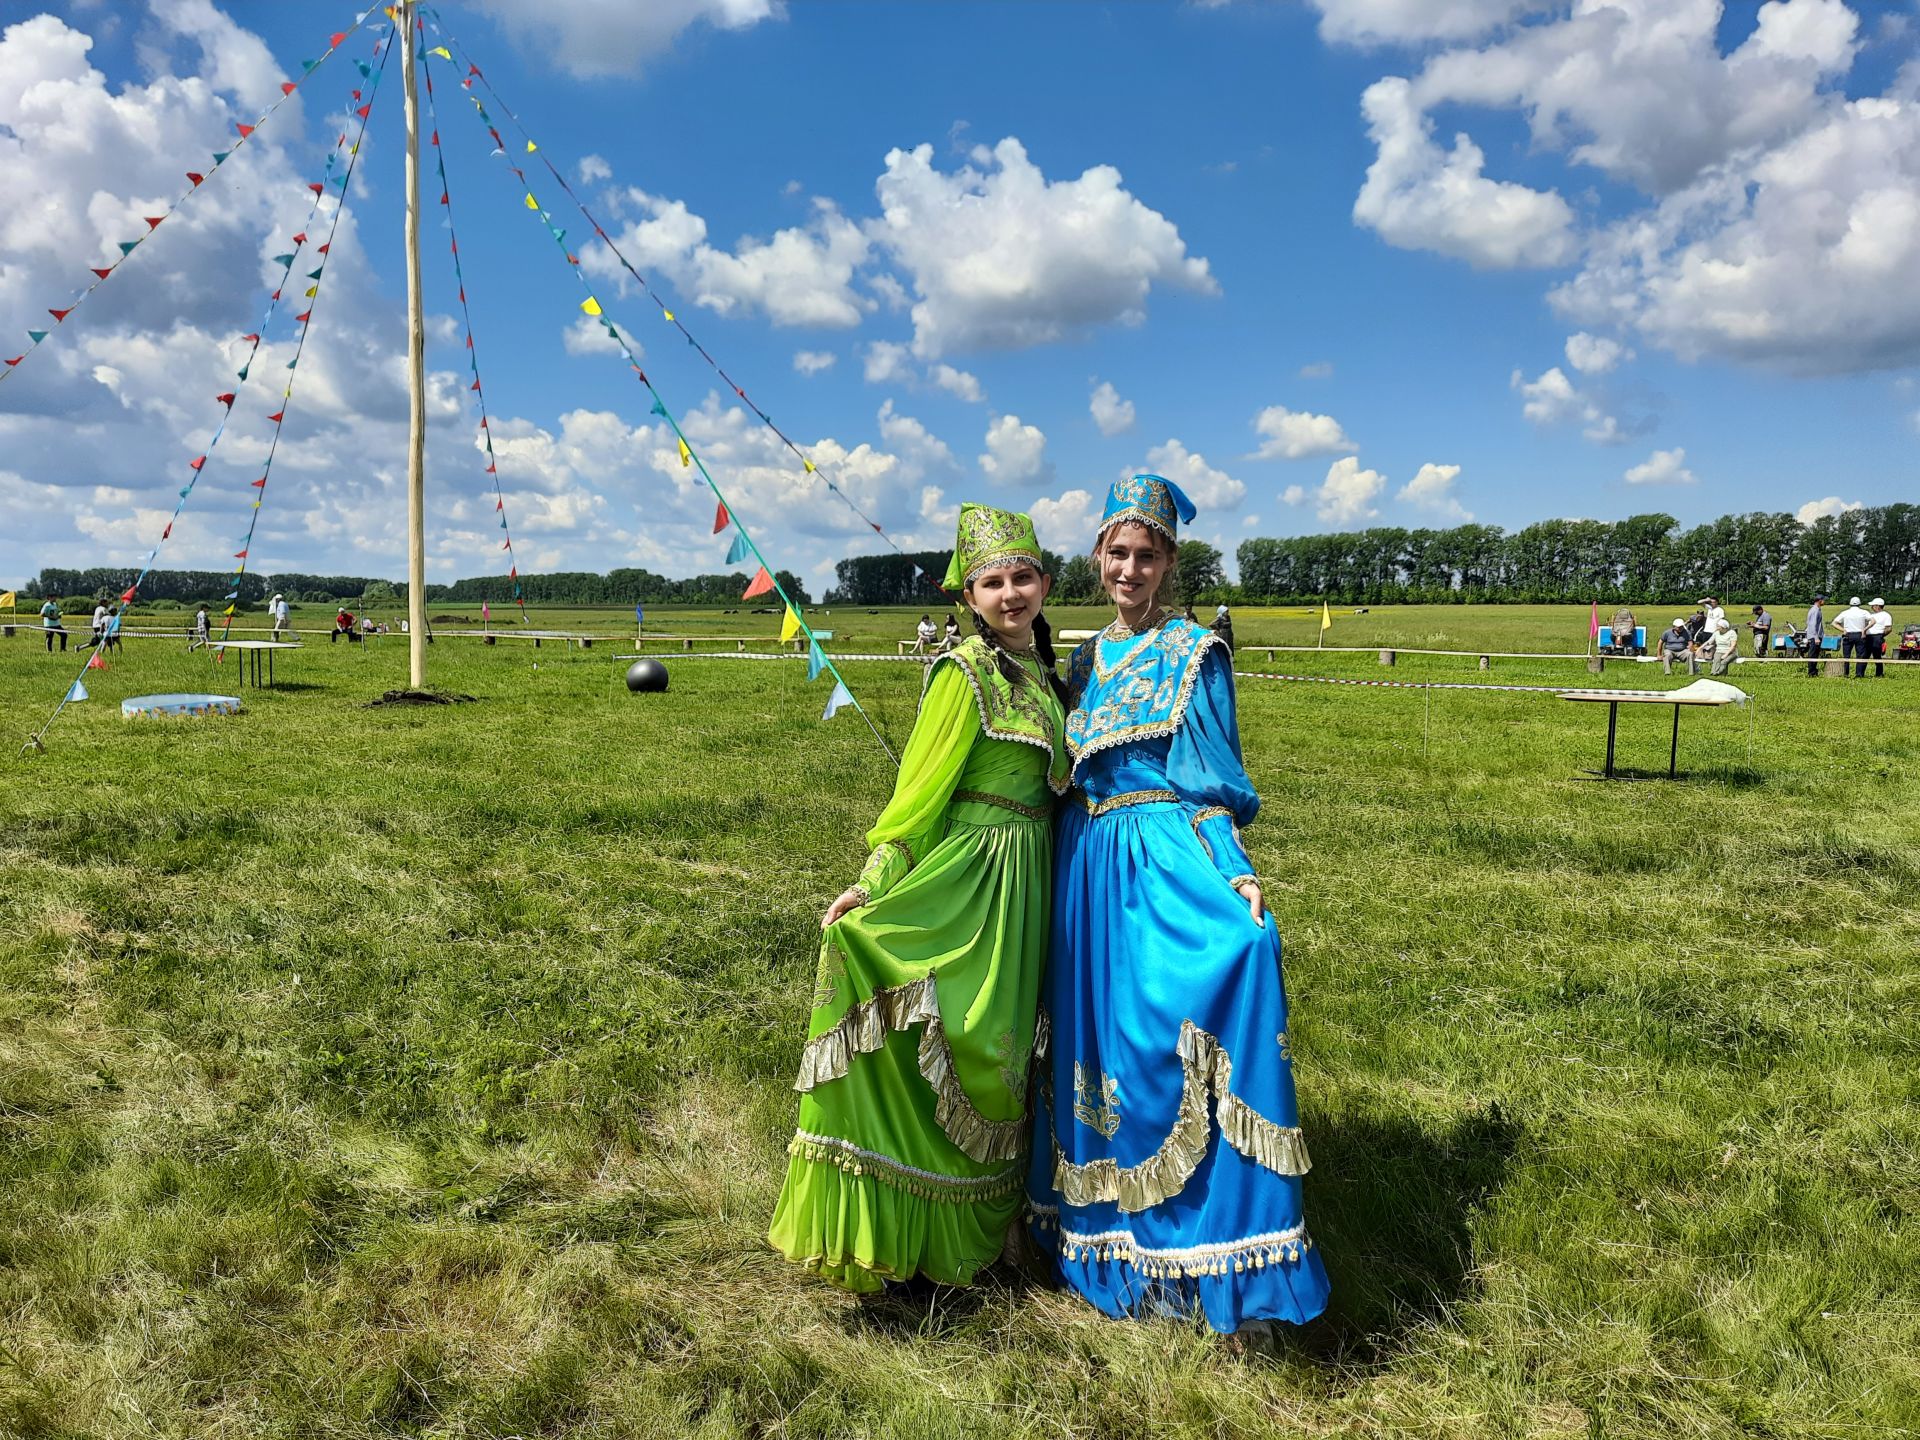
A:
[19,566,811,608]
[1231,506,1920,605]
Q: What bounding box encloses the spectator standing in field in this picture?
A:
[1865,598,1893,677]
[1703,617,1739,675]
[40,596,67,652]
[1700,596,1726,630]
[87,601,108,649]
[189,604,210,650]
[913,613,937,654]
[1210,602,1236,652]
[1834,596,1872,677]
[1747,604,1772,657]
[104,605,122,652]
[1659,618,1693,675]
[270,593,290,640]
[1804,594,1827,676]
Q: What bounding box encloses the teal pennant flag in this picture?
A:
[725,532,750,565]
[807,641,827,682]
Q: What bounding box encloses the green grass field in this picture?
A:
[2,607,1916,1438]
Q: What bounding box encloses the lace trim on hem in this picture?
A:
[787,1130,1022,1203]
[792,974,1031,1163]
[1029,1210,1314,1277]
[1050,1019,1310,1213]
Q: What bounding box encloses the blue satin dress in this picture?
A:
[1027,617,1330,1331]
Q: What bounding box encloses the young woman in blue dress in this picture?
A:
[1027,474,1330,1334]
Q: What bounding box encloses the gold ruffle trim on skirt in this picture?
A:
[1051,1019,1310,1214]
[792,975,1031,1164]
[1029,1207,1314,1278]
[787,1130,1022,1204]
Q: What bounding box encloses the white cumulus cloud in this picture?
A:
[1565,332,1632,374]
[1089,380,1135,436]
[1029,488,1099,552]
[1623,446,1697,485]
[1138,439,1246,511]
[577,153,612,184]
[869,136,1217,358]
[862,340,912,385]
[1305,0,1549,47]
[468,0,781,79]
[1795,494,1864,525]
[979,413,1050,484]
[930,363,985,403]
[792,349,836,375]
[1317,456,1387,525]
[1251,404,1359,460]
[1510,366,1625,444]
[1397,461,1472,520]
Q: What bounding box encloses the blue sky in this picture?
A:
[2,0,1916,594]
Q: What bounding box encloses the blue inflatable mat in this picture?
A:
[121,693,243,719]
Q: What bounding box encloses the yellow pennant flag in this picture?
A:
[304,286,317,297]
[429,46,451,60]
[780,605,801,643]
[524,193,539,210]
[662,309,674,322]
[1320,600,1332,632]
[677,438,691,468]
[0,591,15,608]
[803,458,815,473]
[580,296,602,316]
[526,140,537,154]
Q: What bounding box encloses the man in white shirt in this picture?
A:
[1865,598,1894,678]
[1699,596,1726,631]
[88,602,108,649]
[270,593,290,640]
[1834,596,1873,677]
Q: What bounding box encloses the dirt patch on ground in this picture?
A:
[365,690,478,708]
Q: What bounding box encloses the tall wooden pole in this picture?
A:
[402,1,428,690]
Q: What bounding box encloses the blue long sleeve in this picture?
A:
[1165,647,1259,884]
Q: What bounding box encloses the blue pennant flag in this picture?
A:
[66,680,88,703]
[725,532,750,565]
[822,680,853,720]
[806,640,826,682]
[635,602,645,625]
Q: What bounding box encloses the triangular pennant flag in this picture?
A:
[803,458,816,474]
[267,410,284,422]
[3,357,21,367]
[430,46,451,59]
[807,640,827,682]
[292,232,307,244]
[89,268,111,279]
[27,329,47,343]
[216,392,235,406]
[281,81,297,96]
[48,308,71,322]
[66,680,88,703]
[526,139,537,153]
[86,652,106,670]
[318,242,330,254]
[712,502,729,534]
[306,267,323,280]
[235,123,255,138]
[524,193,540,210]
[822,681,853,720]
[212,150,231,164]
[251,477,267,488]
[295,311,311,323]
[121,586,137,604]
[241,332,260,342]
[189,455,207,471]
[274,252,295,266]
[302,59,317,71]
[780,606,802,643]
[144,216,164,229]
[234,549,247,559]
[308,181,324,194]
[330,31,346,48]
[119,241,139,255]
[677,437,691,468]
[663,309,675,322]
[725,532,751,566]
[743,567,775,599]
[162,523,172,539]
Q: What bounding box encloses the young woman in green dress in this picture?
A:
[768,503,1069,1290]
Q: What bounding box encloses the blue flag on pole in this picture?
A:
[724,532,750,566]
[822,680,852,719]
[635,601,645,626]
[66,680,88,702]
[807,640,826,682]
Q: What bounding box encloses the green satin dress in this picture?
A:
[768,637,1069,1290]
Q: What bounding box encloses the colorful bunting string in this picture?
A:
[419,35,525,618]
[1,5,388,388]
[21,21,395,754]
[426,39,896,762]
[220,28,396,643]
[422,10,949,601]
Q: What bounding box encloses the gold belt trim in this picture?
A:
[950,789,1052,822]
[1073,788,1177,817]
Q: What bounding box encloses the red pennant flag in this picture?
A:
[465,334,473,348]
[431,130,439,146]
[267,411,284,422]
[91,267,112,279]
[281,81,296,96]
[271,290,281,301]
[121,587,137,604]
[144,216,164,229]
[468,63,481,76]
[330,31,346,47]
[457,288,465,302]
[486,463,496,473]
[241,333,260,342]
[502,540,511,551]
[470,378,481,390]
[308,182,323,195]
[712,502,729,534]
[162,523,172,539]
[235,123,254,138]
[295,311,311,323]
[189,455,207,470]
[48,307,72,321]
[871,523,884,534]
[439,192,448,205]
[743,567,775,599]
[355,104,370,119]
[3,357,20,367]
[216,392,235,406]
[292,232,307,244]
[186,172,204,185]
[509,565,517,578]
[234,550,248,559]
[87,653,106,670]
[251,477,267,488]
[496,498,504,510]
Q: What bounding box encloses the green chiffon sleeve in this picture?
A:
[854,660,979,901]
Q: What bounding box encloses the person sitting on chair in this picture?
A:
[1658,618,1693,675]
